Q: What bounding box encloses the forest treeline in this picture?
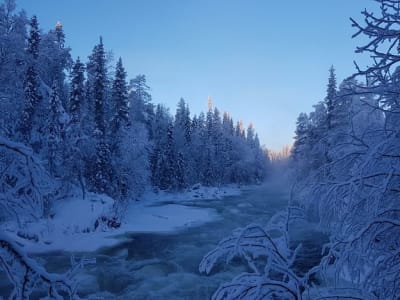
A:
[0,0,268,222]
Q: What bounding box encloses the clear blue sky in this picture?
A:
[17,0,376,151]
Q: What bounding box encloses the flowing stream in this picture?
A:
[1,183,328,299]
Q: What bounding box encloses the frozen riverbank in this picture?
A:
[2,185,243,254]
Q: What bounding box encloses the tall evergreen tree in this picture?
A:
[65,57,86,193]
[27,15,40,59]
[174,98,191,145]
[150,104,171,189]
[247,123,255,147]
[111,57,129,136]
[325,65,337,129]
[69,57,85,124]
[110,57,130,199]
[47,81,64,176]
[173,98,191,186]
[86,37,112,193]
[90,37,107,138]
[18,66,41,143]
[161,124,176,190]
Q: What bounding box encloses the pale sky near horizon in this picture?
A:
[17,0,377,151]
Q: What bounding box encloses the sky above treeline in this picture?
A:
[18,0,377,151]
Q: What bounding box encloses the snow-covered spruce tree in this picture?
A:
[203,106,215,185]
[292,67,337,178]
[18,65,41,145]
[64,57,87,196]
[211,107,225,184]
[173,98,191,186]
[291,113,310,168]
[27,15,40,60]
[109,57,148,200]
[163,123,180,190]
[17,15,42,144]
[69,57,85,123]
[247,123,255,147]
[111,57,129,136]
[150,104,171,189]
[189,113,206,184]
[46,81,67,177]
[85,37,113,194]
[91,37,107,139]
[220,112,234,182]
[325,65,337,130]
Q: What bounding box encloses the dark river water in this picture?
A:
[0,183,327,299]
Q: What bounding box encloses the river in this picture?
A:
[1,183,327,299]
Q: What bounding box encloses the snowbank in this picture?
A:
[3,185,241,254]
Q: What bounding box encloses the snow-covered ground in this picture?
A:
[2,185,242,254]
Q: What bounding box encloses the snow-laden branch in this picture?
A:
[199,210,308,300]
[0,135,57,223]
[0,233,94,299]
